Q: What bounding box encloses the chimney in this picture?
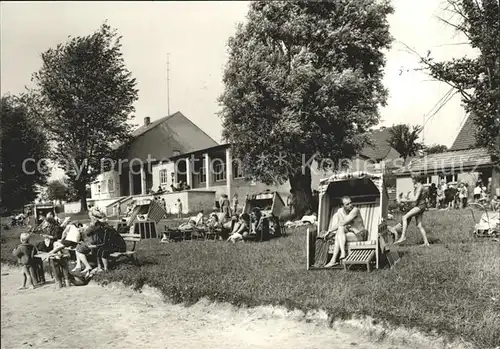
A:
[144,117,151,126]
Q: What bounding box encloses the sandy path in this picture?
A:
[1,267,453,349]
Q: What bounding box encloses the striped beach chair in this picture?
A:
[126,200,167,239]
[307,171,394,271]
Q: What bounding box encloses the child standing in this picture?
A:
[12,232,37,290]
[32,236,54,284]
[232,194,239,215]
[176,199,183,218]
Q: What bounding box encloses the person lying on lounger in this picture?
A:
[322,196,368,268]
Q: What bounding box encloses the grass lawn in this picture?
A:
[2,209,499,348]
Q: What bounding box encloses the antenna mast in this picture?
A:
[167,53,171,115]
[422,113,425,145]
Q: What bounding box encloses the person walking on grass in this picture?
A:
[12,232,38,290]
[394,175,430,247]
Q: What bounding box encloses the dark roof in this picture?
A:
[359,127,398,160]
[112,111,219,157]
[395,147,493,176]
[450,115,477,151]
[131,111,217,143]
[168,143,230,161]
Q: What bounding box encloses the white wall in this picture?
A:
[90,170,121,200]
[152,162,175,191]
[396,176,414,199]
[63,201,83,214]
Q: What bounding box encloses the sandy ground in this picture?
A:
[1,266,467,349]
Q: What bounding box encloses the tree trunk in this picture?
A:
[289,167,313,219]
[492,165,500,197]
[493,132,500,196]
[77,182,88,212]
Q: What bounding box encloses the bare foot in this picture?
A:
[18,286,26,290]
[71,266,81,272]
[419,243,430,247]
[324,262,339,268]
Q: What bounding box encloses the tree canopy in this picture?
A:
[1,95,50,213]
[46,180,69,203]
[219,0,394,215]
[27,23,138,211]
[387,124,423,163]
[425,144,448,154]
[412,0,499,161]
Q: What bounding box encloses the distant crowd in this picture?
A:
[401,178,499,211]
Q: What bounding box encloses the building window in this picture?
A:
[233,161,244,179]
[199,162,206,183]
[160,169,169,184]
[97,183,101,194]
[170,172,175,185]
[101,180,107,193]
[108,179,114,192]
[446,174,458,183]
[173,149,181,157]
[440,174,458,183]
[213,160,226,182]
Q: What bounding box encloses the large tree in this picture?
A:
[27,23,138,212]
[387,124,424,163]
[219,1,394,216]
[46,180,69,203]
[408,0,499,188]
[0,95,50,213]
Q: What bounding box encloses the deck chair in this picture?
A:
[125,200,167,240]
[320,203,387,271]
[244,216,271,242]
[204,213,230,241]
[342,203,378,271]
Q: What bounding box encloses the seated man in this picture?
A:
[227,213,250,243]
[251,207,270,241]
[491,195,500,211]
[323,196,367,268]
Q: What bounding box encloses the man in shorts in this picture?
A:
[323,196,367,267]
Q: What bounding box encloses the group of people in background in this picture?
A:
[424,178,498,211]
[215,193,239,218]
[148,181,191,195]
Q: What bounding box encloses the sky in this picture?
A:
[1,1,477,179]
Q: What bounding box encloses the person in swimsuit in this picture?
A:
[323,196,368,267]
[394,175,430,247]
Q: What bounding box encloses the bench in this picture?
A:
[109,233,141,265]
